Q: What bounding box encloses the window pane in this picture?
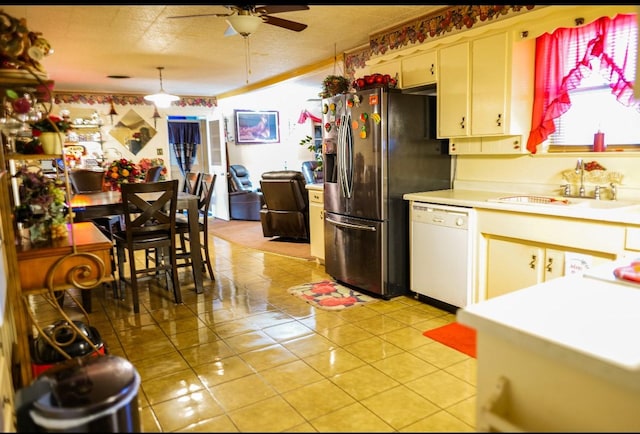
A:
[551,83,640,146]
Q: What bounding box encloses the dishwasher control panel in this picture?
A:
[412,203,471,230]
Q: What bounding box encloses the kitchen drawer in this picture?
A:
[309,190,323,204]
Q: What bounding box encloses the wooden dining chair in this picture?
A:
[69,168,121,297]
[183,171,203,196]
[176,173,216,281]
[113,179,181,313]
[68,169,106,193]
[144,165,164,183]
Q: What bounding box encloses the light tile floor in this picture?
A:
[32,232,476,432]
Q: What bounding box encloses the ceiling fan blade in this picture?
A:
[257,5,309,15]
[263,15,307,32]
[168,12,233,19]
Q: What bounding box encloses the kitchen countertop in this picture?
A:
[457,264,640,393]
[403,188,640,225]
[305,183,323,191]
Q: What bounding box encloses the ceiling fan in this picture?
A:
[169,5,309,37]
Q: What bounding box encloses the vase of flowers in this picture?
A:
[14,166,68,245]
[104,158,141,191]
[31,115,72,155]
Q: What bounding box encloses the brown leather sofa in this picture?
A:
[259,170,309,240]
[228,164,263,221]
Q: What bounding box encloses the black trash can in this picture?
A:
[15,355,141,432]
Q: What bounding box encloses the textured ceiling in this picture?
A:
[1,5,444,100]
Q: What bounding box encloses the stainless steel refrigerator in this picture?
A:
[322,87,451,299]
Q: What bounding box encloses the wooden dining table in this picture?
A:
[70,189,206,294]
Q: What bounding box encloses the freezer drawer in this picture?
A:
[324,212,385,297]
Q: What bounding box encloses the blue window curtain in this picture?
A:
[168,122,201,176]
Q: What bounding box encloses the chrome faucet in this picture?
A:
[610,182,618,200]
[575,159,585,197]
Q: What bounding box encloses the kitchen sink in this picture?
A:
[488,195,574,206]
[570,199,640,210]
[488,195,640,211]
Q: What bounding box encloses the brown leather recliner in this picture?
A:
[228,164,263,221]
[259,170,310,240]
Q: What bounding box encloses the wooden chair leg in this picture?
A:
[127,248,140,313]
[116,245,126,301]
[202,234,215,281]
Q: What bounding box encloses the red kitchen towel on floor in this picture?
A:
[613,261,640,283]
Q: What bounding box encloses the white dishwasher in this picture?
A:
[410,202,476,309]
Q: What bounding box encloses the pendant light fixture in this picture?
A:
[152,104,161,128]
[108,96,118,124]
[144,66,179,108]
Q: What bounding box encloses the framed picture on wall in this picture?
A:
[234,110,280,144]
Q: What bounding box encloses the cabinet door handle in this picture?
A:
[529,254,536,269]
[430,64,435,76]
[546,257,553,273]
[460,117,466,129]
[496,113,502,127]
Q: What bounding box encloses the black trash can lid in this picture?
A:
[32,355,140,419]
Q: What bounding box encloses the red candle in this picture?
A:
[593,131,605,152]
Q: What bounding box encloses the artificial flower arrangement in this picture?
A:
[14,166,68,243]
[104,158,141,190]
[138,157,167,181]
[30,115,73,136]
[319,75,351,98]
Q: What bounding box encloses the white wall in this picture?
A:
[217,82,323,187]
[454,153,640,201]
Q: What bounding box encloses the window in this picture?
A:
[550,72,640,148]
[527,13,639,153]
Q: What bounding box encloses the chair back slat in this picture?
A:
[69,169,105,193]
[198,173,216,212]
[121,180,178,239]
[184,172,203,196]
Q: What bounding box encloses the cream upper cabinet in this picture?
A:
[449,135,524,154]
[471,32,509,136]
[401,50,437,88]
[437,30,535,148]
[437,41,470,137]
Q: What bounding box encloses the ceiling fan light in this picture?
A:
[226,15,262,36]
[144,66,179,108]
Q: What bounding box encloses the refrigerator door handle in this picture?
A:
[325,216,377,232]
[344,113,353,198]
[338,113,348,198]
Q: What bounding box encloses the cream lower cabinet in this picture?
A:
[486,237,611,299]
[477,209,624,300]
[308,188,324,262]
